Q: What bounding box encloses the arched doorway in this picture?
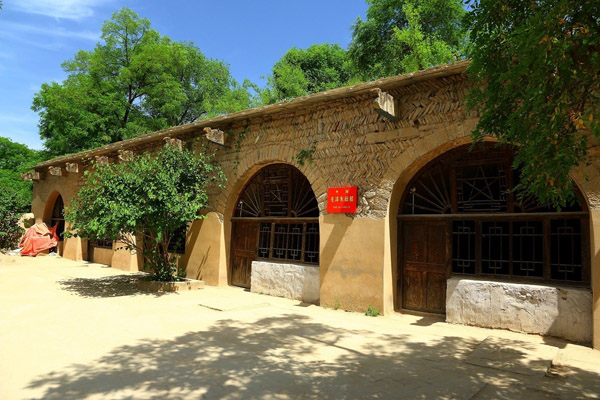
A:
[50,194,65,241]
[397,143,589,314]
[230,164,320,288]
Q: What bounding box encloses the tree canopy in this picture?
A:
[261,43,355,104]
[24,1,600,211]
[466,0,600,207]
[349,0,466,80]
[65,143,223,281]
[32,8,253,157]
[0,137,40,212]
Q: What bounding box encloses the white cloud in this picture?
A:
[8,0,110,20]
[1,21,99,41]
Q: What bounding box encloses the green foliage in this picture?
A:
[334,299,341,310]
[0,137,40,250]
[349,0,466,80]
[365,305,380,317]
[294,142,316,166]
[65,144,224,281]
[32,7,253,157]
[0,190,24,251]
[466,0,600,208]
[0,137,41,212]
[261,43,355,104]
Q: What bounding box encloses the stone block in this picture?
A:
[250,261,319,303]
[446,277,593,344]
[137,278,205,292]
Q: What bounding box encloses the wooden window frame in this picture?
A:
[91,239,113,249]
[399,144,590,286]
[233,164,320,266]
[232,217,319,265]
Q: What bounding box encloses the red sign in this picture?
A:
[327,186,358,213]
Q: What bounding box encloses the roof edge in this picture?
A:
[33,60,470,169]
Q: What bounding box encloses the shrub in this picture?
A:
[65,144,223,281]
[0,188,26,251]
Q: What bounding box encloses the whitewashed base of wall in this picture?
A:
[446,277,593,344]
[250,261,319,303]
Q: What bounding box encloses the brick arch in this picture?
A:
[220,153,324,288]
[571,163,600,211]
[381,134,495,313]
[214,143,328,219]
[382,132,600,216]
[381,132,600,316]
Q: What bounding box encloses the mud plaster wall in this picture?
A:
[209,74,474,221]
[29,72,600,345]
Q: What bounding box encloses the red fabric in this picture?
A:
[20,223,59,257]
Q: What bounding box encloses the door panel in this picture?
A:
[425,271,446,312]
[231,222,259,288]
[427,223,447,265]
[401,221,448,314]
[405,223,427,263]
[403,267,425,310]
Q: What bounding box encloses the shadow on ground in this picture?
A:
[25,314,600,399]
[59,275,169,298]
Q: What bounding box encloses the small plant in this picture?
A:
[259,291,264,295]
[333,299,341,310]
[365,305,380,317]
[294,141,316,166]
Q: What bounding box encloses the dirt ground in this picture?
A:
[1,254,600,399]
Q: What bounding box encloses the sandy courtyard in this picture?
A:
[1,254,600,399]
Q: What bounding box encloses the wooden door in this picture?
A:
[401,220,449,314]
[231,221,259,288]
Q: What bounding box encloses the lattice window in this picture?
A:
[236,176,264,217]
[481,221,510,275]
[264,167,289,217]
[257,223,272,258]
[551,219,583,281]
[455,163,507,213]
[286,224,303,261]
[304,223,319,264]
[272,224,290,260]
[452,220,475,274]
[512,221,544,278]
[403,163,452,215]
[234,164,319,265]
[291,171,320,217]
[235,165,318,218]
[400,143,589,284]
[93,239,113,249]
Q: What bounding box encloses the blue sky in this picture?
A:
[0,0,367,150]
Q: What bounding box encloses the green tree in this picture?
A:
[261,43,355,104]
[466,0,600,207]
[0,190,24,250]
[0,137,39,250]
[65,144,223,281]
[0,137,41,212]
[33,8,252,157]
[349,0,466,80]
